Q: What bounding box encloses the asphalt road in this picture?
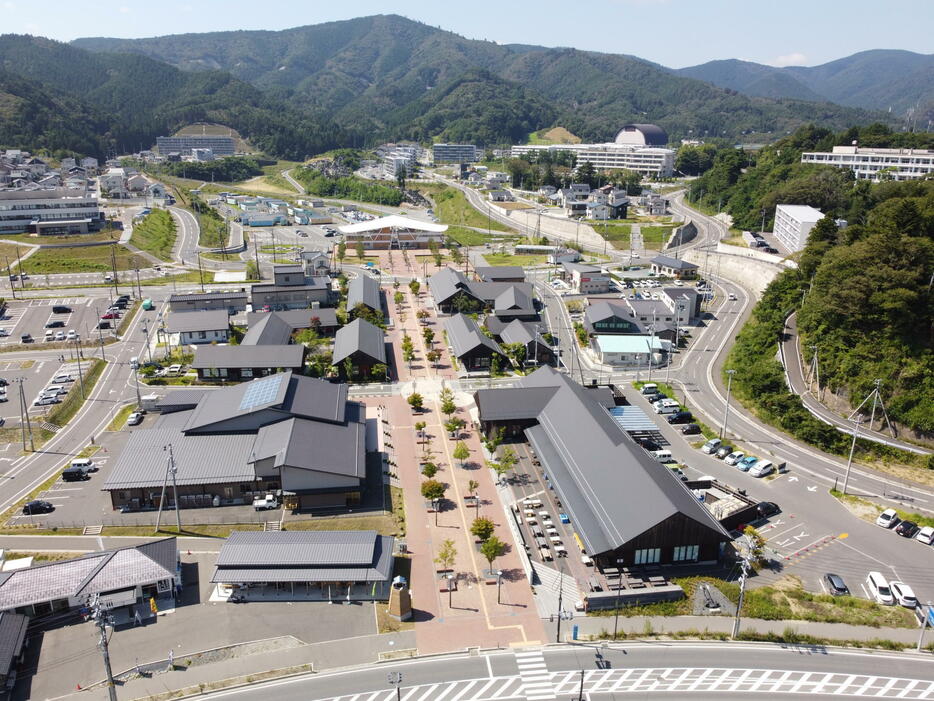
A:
[194,643,934,700]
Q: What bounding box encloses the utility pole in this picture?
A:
[197,253,205,293]
[720,369,735,440]
[74,337,85,399]
[252,229,261,280]
[5,257,16,300]
[134,264,142,300]
[918,602,932,652]
[110,243,119,296]
[132,362,142,409]
[141,322,154,366]
[842,415,865,495]
[15,377,33,451]
[168,444,181,532]
[731,540,752,640]
[97,308,106,360]
[555,557,566,643]
[90,595,118,701]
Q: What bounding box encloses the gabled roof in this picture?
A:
[562,262,601,275]
[0,538,177,611]
[651,254,698,270]
[584,301,630,325]
[251,415,365,480]
[428,267,471,304]
[332,318,386,365]
[474,266,525,282]
[476,367,729,557]
[499,319,547,348]
[191,345,304,370]
[348,274,382,312]
[0,612,27,675]
[245,309,338,330]
[165,310,230,334]
[338,214,447,234]
[494,285,533,313]
[242,312,294,346]
[212,531,394,584]
[444,314,504,359]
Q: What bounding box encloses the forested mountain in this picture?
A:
[701,124,934,437]
[0,34,349,159]
[678,50,934,120]
[71,14,888,144]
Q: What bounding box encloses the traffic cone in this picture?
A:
[76,684,81,690]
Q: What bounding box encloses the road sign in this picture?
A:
[928,607,934,627]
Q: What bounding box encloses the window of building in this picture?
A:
[673,545,699,562]
[241,368,253,378]
[634,548,660,565]
[198,331,206,339]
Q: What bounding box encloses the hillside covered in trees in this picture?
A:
[718,125,933,442]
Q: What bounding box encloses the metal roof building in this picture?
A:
[347,274,382,314]
[332,318,387,367]
[474,367,729,568]
[245,309,339,333]
[165,310,230,334]
[443,314,507,372]
[241,312,295,346]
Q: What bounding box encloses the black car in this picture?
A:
[45,320,66,328]
[764,247,779,254]
[0,378,7,387]
[636,437,660,452]
[645,392,666,403]
[667,411,693,424]
[715,445,734,459]
[116,295,130,303]
[757,501,781,518]
[22,500,54,515]
[680,423,701,435]
[52,305,72,314]
[20,334,32,343]
[895,521,920,538]
[824,573,850,596]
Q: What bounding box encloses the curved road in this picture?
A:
[193,643,934,700]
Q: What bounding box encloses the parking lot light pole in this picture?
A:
[719,369,735,440]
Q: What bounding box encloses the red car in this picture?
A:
[100,312,119,320]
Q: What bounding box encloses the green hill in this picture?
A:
[69,14,889,144]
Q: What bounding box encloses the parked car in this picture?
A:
[667,411,693,424]
[52,374,74,383]
[764,247,779,254]
[749,460,774,478]
[701,438,721,454]
[876,508,899,528]
[52,305,72,314]
[715,445,734,459]
[669,467,689,482]
[824,573,850,596]
[724,451,745,466]
[680,423,701,435]
[54,331,65,341]
[253,494,279,511]
[738,456,758,471]
[45,320,66,328]
[757,502,781,518]
[916,526,934,545]
[126,411,144,426]
[20,334,32,343]
[636,437,660,452]
[33,396,61,406]
[100,312,119,320]
[0,378,7,386]
[22,500,54,515]
[728,293,737,301]
[889,581,918,608]
[0,328,8,337]
[43,385,67,396]
[895,520,920,538]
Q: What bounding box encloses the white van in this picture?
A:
[640,383,658,395]
[651,449,675,463]
[166,364,183,376]
[749,460,774,478]
[654,399,680,414]
[866,571,894,605]
[130,357,139,369]
[71,457,94,473]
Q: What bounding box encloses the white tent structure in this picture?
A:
[338,215,448,250]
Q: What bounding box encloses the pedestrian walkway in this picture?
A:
[532,563,581,619]
[514,648,556,701]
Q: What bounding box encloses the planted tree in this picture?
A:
[422,327,435,346]
[444,417,465,437]
[371,363,388,382]
[355,241,365,261]
[453,441,470,468]
[480,535,506,574]
[427,349,442,368]
[409,280,421,296]
[414,420,427,444]
[421,462,438,478]
[440,387,456,417]
[471,516,495,542]
[434,538,457,572]
[394,291,405,307]
[407,392,424,412]
[421,479,447,525]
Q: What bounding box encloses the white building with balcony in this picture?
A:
[800,145,934,181]
[774,204,824,253]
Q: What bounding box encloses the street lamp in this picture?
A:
[496,569,504,604]
[719,369,735,440]
[387,672,403,701]
[447,573,455,607]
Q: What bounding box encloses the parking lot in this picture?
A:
[0,296,118,348]
[0,358,92,423]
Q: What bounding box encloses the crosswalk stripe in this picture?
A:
[447,680,478,701]
[897,680,920,698]
[413,684,438,701]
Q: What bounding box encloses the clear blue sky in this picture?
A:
[2,0,931,68]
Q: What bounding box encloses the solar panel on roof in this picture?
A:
[238,374,284,411]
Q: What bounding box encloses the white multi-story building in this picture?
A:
[0,188,104,234]
[432,143,479,164]
[511,143,674,177]
[800,145,934,181]
[156,135,236,156]
[774,204,824,253]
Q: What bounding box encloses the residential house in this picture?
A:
[165,310,231,345]
[488,189,514,202]
[251,265,332,311]
[347,274,382,318]
[168,291,248,314]
[192,345,306,382]
[499,319,554,366]
[650,255,699,280]
[99,168,127,197]
[474,266,525,283]
[561,262,611,294]
[332,318,387,378]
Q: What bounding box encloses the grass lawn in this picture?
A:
[0,242,28,266]
[599,223,632,249]
[24,244,145,274]
[106,404,137,432]
[445,226,518,247]
[198,211,228,248]
[419,184,511,232]
[0,229,120,246]
[483,253,548,267]
[130,209,176,261]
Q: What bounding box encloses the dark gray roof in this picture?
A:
[475,266,525,282]
[103,427,257,489]
[348,274,382,312]
[251,416,365,479]
[585,301,630,325]
[246,308,338,330]
[499,319,547,348]
[0,612,27,676]
[155,389,210,412]
[428,267,470,304]
[169,291,247,304]
[444,314,504,359]
[651,255,698,270]
[242,312,294,346]
[562,262,601,274]
[0,539,177,611]
[274,264,304,275]
[494,285,533,313]
[470,281,534,305]
[618,123,669,146]
[212,531,394,584]
[332,318,386,365]
[192,344,304,369]
[165,310,230,334]
[626,299,672,318]
[251,278,329,293]
[474,386,558,421]
[482,367,729,557]
[283,375,348,425]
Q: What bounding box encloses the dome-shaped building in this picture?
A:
[614,124,669,147]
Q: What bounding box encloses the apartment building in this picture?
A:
[0,188,103,234]
[432,143,479,164]
[773,204,824,253]
[156,135,236,157]
[800,145,934,181]
[511,143,674,177]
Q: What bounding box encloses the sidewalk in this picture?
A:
[549,613,927,646]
